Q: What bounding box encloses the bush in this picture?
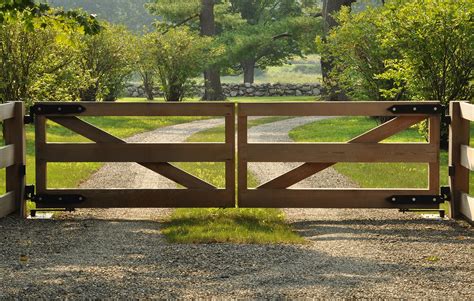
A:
[151,27,219,102]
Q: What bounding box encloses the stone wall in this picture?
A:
[124,83,322,98]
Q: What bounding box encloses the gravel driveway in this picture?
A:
[0,117,472,299]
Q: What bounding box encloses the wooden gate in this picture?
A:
[32,102,235,209]
[238,101,444,209]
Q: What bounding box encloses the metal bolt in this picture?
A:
[433,198,437,202]
[78,197,83,201]
[391,197,396,202]
[57,107,62,112]
[78,107,82,111]
[38,197,42,201]
[412,197,416,202]
[37,107,42,111]
[58,197,62,201]
[392,108,397,112]
[413,107,417,111]
[434,107,438,111]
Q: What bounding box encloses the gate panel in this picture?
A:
[33,102,235,209]
[238,101,442,209]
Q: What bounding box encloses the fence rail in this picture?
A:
[0,102,26,218]
[449,101,474,222]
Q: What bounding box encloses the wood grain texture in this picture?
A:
[459,101,474,122]
[0,145,15,169]
[0,102,15,121]
[460,193,474,223]
[0,192,15,218]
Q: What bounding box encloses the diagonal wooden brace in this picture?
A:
[258,116,427,189]
[49,117,216,189]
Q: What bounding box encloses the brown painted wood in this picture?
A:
[36,189,234,208]
[258,116,427,189]
[225,112,236,197]
[36,102,234,116]
[0,145,15,169]
[238,101,440,117]
[449,101,470,218]
[4,102,26,217]
[0,102,15,121]
[0,192,15,218]
[239,189,440,209]
[35,116,47,194]
[50,117,216,189]
[429,116,441,194]
[40,143,232,162]
[243,143,437,163]
[238,116,248,197]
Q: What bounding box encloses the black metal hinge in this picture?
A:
[20,165,26,177]
[449,166,455,177]
[31,104,86,115]
[24,185,35,200]
[32,194,86,205]
[388,195,445,204]
[388,104,444,114]
[24,115,34,124]
[441,186,451,202]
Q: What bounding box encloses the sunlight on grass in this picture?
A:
[162,208,304,244]
[165,117,304,244]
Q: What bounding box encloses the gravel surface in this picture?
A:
[0,117,473,299]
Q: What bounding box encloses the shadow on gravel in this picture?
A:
[0,215,472,298]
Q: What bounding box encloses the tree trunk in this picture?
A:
[200,0,225,101]
[242,58,256,84]
[80,82,99,102]
[321,0,357,101]
[142,72,154,101]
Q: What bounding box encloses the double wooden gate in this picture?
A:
[1,100,472,222]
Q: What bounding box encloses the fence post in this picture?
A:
[4,102,26,218]
[448,101,470,218]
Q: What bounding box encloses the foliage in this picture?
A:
[0,0,100,34]
[320,6,400,100]
[77,23,136,102]
[151,27,220,102]
[0,14,83,105]
[135,33,158,100]
[44,0,156,32]
[379,0,474,104]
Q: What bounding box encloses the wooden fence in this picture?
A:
[33,102,235,209]
[238,101,442,209]
[449,101,474,222]
[0,102,26,218]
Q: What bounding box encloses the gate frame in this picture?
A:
[31,102,235,209]
[237,101,445,209]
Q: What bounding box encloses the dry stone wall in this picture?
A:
[125,83,322,98]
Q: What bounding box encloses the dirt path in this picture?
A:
[0,117,472,299]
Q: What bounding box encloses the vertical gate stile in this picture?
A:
[429,115,441,195]
[225,105,236,207]
[35,115,47,195]
[449,101,470,218]
[237,111,248,206]
[4,102,26,217]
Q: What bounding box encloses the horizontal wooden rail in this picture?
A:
[35,189,234,208]
[0,102,15,121]
[0,192,15,219]
[239,189,439,209]
[0,145,15,169]
[34,102,234,117]
[40,143,232,162]
[242,143,437,163]
[239,101,440,117]
[460,145,474,170]
[460,102,474,122]
[460,193,474,221]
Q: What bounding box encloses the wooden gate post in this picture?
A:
[448,101,470,218]
[4,102,27,217]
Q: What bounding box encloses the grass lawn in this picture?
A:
[163,117,305,244]
[290,117,474,212]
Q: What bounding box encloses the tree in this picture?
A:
[151,27,218,102]
[135,33,158,100]
[0,13,84,106]
[148,0,225,100]
[77,24,135,102]
[222,0,321,83]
